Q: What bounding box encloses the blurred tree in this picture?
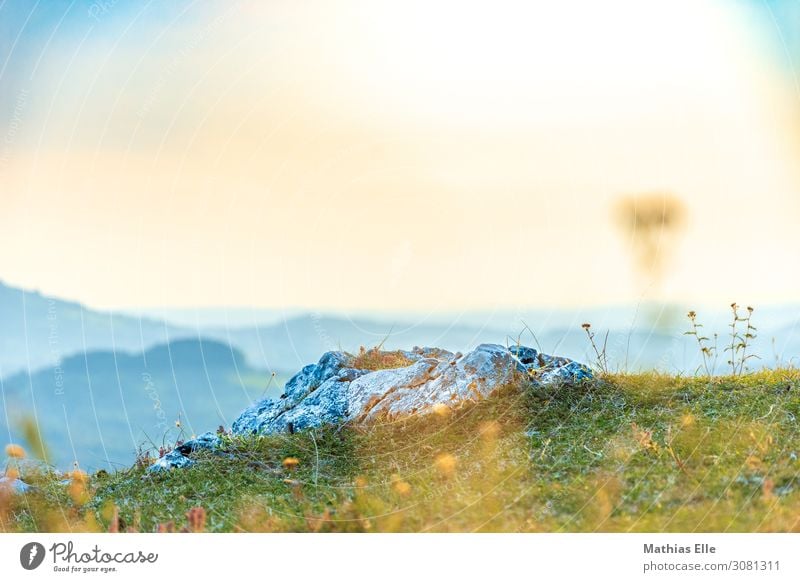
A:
[613,192,687,291]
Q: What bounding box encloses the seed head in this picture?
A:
[4,443,25,459]
[434,453,457,478]
[392,480,412,496]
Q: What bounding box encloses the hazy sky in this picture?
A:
[1,0,799,311]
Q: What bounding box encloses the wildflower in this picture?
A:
[68,470,90,505]
[5,467,19,481]
[745,455,762,470]
[434,453,457,478]
[432,403,450,417]
[5,443,25,459]
[762,478,775,501]
[687,310,696,319]
[631,423,659,453]
[392,480,412,496]
[186,506,206,533]
[581,323,591,330]
[354,476,368,488]
[175,419,182,429]
[282,457,300,470]
[71,469,89,483]
[135,451,153,468]
[479,420,501,440]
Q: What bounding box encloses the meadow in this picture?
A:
[3,367,800,532]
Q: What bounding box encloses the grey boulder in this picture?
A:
[148,432,222,473]
[0,475,31,494]
[150,344,591,470]
[232,343,591,436]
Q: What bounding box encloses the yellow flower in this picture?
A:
[68,471,90,505]
[392,480,412,496]
[71,469,89,483]
[479,420,501,440]
[5,443,25,459]
[434,453,457,478]
[282,457,300,470]
[432,403,451,417]
[745,455,762,470]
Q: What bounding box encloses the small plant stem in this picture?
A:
[726,303,740,376]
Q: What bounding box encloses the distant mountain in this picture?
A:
[204,312,799,375]
[0,281,196,378]
[121,306,304,329]
[142,304,800,373]
[0,338,281,471]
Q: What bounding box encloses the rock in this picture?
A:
[151,344,591,470]
[149,451,195,472]
[0,475,31,494]
[148,431,222,473]
[176,432,223,455]
[232,343,592,436]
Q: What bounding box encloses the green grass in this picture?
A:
[4,369,800,532]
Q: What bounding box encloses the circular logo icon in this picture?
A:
[19,542,45,570]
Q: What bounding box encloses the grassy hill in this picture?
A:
[4,369,800,532]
